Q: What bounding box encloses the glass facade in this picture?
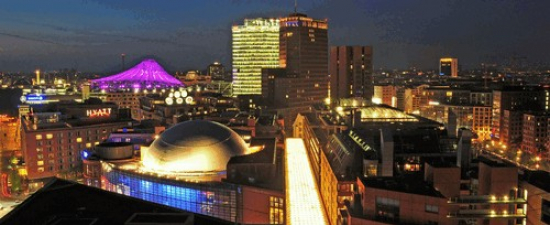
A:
[232,18,280,95]
[104,167,239,222]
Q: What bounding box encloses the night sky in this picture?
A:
[1,0,549,72]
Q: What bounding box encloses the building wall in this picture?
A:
[22,123,127,180]
[241,185,285,225]
[424,164,461,198]
[520,182,550,225]
[478,162,518,196]
[357,179,452,225]
[319,150,339,225]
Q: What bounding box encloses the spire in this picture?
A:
[294,0,297,13]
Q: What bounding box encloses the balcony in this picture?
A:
[447,195,526,205]
[447,209,526,219]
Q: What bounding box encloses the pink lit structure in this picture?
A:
[91,59,183,89]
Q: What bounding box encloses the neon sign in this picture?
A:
[87,108,112,117]
[26,95,45,101]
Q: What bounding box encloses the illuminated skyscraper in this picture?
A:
[439,57,458,77]
[278,13,328,107]
[232,18,280,95]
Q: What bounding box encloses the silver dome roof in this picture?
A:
[142,120,247,173]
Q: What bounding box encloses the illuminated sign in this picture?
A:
[26,95,45,101]
[86,108,112,117]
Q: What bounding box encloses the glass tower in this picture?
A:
[232,18,280,95]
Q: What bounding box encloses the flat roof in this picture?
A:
[359,175,445,198]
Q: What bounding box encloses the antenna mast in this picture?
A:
[294,0,297,13]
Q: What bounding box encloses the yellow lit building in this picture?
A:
[232,18,280,95]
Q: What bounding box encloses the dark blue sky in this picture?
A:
[1,0,549,72]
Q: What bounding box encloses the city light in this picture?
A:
[285,138,328,225]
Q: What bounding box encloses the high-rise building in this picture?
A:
[329,46,373,101]
[278,13,328,107]
[439,57,458,77]
[232,18,280,96]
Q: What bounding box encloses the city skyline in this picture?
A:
[1,0,550,72]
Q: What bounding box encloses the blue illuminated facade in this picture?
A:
[103,166,240,222]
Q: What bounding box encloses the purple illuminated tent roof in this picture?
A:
[91,59,182,87]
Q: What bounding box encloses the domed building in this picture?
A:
[86,120,284,224]
[141,120,248,174]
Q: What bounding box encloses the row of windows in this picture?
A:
[35,129,112,140]
[37,163,78,173]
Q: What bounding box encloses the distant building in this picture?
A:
[329,46,373,101]
[208,62,225,80]
[440,57,458,77]
[232,18,280,96]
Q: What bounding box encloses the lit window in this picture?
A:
[270,196,284,224]
[37,161,44,166]
[76,137,82,143]
[36,134,43,140]
[86,143,92,148]
[46,133,53,139]
[37,167,44,173]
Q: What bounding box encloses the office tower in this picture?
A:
[232,18,280,95]
[329,46,373,101]
[278,13,328,107]
[439,57,458,77]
